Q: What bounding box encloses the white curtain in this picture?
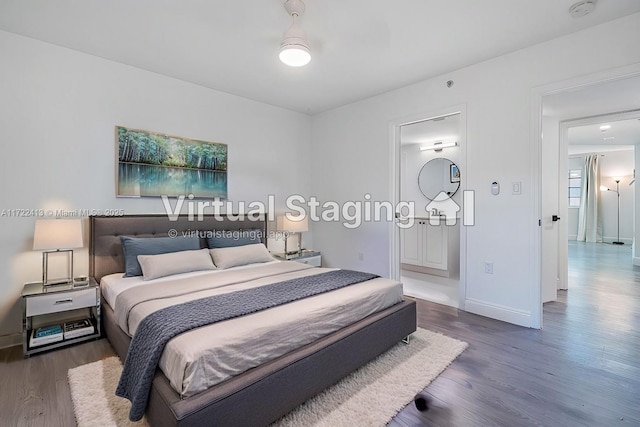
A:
[577,154,602,242]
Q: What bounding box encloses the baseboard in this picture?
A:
[0,333,22,350]
[634,257,640,267]
[464,298,533,328]
[568,235,577,241]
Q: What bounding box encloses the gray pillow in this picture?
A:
[120,235,200,277]
[138,249,216,280]
[206,229,263,248]
[209,243,274,269]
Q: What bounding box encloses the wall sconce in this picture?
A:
[277,214,309,257]
[33,219,83,286]
[420,141,458,152]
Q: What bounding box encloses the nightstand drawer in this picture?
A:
[296,255,321,267]
[26,288,96,317]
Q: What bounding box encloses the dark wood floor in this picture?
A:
[391,241,640,427]
[0,338,115,427]
[1,241,638,427]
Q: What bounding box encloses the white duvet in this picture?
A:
[101,261,404,397]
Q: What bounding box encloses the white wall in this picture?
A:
[567,150,634,243]
[0,31,312,346]
[310,13,640,327]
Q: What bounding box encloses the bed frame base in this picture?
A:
[104,299,416,427]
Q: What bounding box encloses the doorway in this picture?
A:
[389,106,467,309]
[537,71,640,327]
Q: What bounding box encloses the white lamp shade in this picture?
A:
[599,185,609,192]
[277,214,309,232]
[33,219,83,250]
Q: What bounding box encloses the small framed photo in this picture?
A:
[450,164,460,183]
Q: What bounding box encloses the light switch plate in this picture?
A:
[512,181,522,195]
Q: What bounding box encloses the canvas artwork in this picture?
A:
[116,126,228,198]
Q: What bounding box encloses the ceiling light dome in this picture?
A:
[279,44,311,67]
[279,0,311,67]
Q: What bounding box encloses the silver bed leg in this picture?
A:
[402,335,411,344]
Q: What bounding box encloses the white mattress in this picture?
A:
[102,262,404,397]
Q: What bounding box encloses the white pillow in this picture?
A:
[209,243,274,269]
[137,249,216,280]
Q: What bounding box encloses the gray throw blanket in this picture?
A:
[116,269,379,421]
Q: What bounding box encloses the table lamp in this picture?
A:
[33,219,83,286]
[277,214,309,257]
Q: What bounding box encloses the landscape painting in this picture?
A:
[116,126,227,198]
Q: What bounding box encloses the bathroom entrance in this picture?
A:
[397,112,463,308]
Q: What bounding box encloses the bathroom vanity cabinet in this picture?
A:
[400,218,460,277]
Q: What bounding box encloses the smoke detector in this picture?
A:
[569,1,597,18]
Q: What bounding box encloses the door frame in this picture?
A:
[532,63,640,328]
[389,103,468,308]
[558,121,569,291]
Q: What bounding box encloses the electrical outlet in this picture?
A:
[484,262,494,274]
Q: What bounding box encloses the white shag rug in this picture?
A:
[68,328,467,427]
[68,356,149,427]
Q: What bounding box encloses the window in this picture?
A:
[568,169,581,208]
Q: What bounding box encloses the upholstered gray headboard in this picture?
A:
[89,214,268,282]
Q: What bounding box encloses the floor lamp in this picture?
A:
[600,179,624,245]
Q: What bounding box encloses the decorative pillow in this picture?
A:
[120,235,200,277]
[137,249,216,280]
[209,243,274,269]
[206,229,263,248]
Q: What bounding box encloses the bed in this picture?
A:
[90,214,417,427]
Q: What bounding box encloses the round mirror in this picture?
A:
[418,158,460,200]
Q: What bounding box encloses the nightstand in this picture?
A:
[274,250,322,267]
[22,278,101,357]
